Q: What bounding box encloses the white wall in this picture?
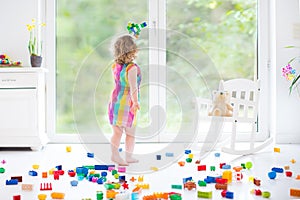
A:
[275,0,300,143]
[0,0,42,67]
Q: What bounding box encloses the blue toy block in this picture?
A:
[119,175,126,182]
[222,164,231,169]
[226,191,234,199]
[56,165,62,170]
[28,170,38,176]
[118,148,122,152]
[6,179,18,185]
[70,180,78,186]
[131,192,139,200]
[204,177,215,184]
[271,167,283,173]
[268,171,277,179]
[76,167,89,176]
[97,178,104,184]
[214,153,221,157]
[165,152,174,157]
[183,176,193,183]
[95,165,108,170]
[184,150,191,154]
[156,155,162,160]
[87,152,94,158]
[101,172,107,177]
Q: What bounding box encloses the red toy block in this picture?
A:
[216,178,228,184]
[68,171,76,177]
[40,183,52,191]
[13,195,21,200]
[53,171,59,180]
[286,171,293,177]
[221,190,227,197]
[197,165,206,171]
[220,163,226,169]
[254,189,262,196]
[42,172,48,178]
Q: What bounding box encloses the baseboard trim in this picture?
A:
[276,134,300,143]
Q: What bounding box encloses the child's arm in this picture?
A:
[128,65,140,111]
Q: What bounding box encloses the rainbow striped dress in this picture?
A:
[108,62,141,127]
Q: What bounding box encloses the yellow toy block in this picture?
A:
[222,170,232,183]
[274,147,280,153]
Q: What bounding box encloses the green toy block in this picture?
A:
[186,158,192,163]
[262,191,271,198]
[0,167,5,173]
[198,180,207,187]
[169,194,182,200]
[198,190,212,199]
[171,184,182,189]
[245,161,253,170]
[210,166,216,171]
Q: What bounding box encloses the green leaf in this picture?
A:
[289,74,300,95]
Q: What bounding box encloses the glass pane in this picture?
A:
[166,0,257,134]
[56,0,148,134]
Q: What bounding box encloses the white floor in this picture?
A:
[0,143,299,200]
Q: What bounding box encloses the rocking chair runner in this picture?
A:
[197,79,273,155]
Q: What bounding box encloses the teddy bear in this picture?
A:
[208,90,233,117]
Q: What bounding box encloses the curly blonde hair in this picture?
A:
[113,35,137,65]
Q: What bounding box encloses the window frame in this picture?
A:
[46,0,271,143]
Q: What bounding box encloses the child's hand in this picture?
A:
[131,102,140,113]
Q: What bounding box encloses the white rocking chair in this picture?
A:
[197,79,273,155]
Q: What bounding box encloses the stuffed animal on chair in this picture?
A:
[208,90,233,117]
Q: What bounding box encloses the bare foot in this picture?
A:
[111,155,128,166]
[126,156,139,163]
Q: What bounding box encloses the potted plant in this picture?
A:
[26,19,45,67]
[281,46,300,95]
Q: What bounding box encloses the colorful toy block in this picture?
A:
[186,158,192,163]
[184,181,196,190]
[126,21,147,38]
[11,176,22,182]
[291,159,296,164]
[271,167,283,173]
[96,191,103,200]
[245,161,253,169]
[262,191,271,198]
[51,192,65,199]
[138,175,144,182]
[253,178,261,186]
[221,190,234,199]
[215,183,228,190]
[156,155,162,160]
[171,184,182,189]
[165,152,174,157]
[178,161,185,166]
[268,171,276,179]
[286,171,293,177]
[13,195,21,200]
[40,183,52,191]
[37,194,47,200]
[66,146,72,152]
[106,190,119,198]
[184,149,191,154]
[32,164,39,169]
[183,176,193,183]
[273,147,280,153]
[6,179,18,185]
[71,180,78,186]
[197,165,206,171]
[0,167,5,173]
[198,180,207,187]
[42,172,48,178]
[87,152,94,158]
[210,166,216,171]
[198,190,212,198]
[290,188,300,197]
[222,171,232,183]
[222,164,231,169]
[28,170,38,176]
[118,167,126,173]
[22,184,33,191]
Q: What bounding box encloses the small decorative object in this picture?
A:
[0,54,22,67]
[26,19,46,67]
[127,21,147,38]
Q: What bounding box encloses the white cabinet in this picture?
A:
[0,68,48,150]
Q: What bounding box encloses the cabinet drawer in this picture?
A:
[0,73,37,88]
